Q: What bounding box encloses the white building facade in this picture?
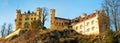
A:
[72,10,109,35]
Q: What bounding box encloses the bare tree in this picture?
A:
[0,23,13,37]
[1,23,6,37]
[31,7,48,30]
[102,0,120,31]
[7,23,13,35]
[41,7,48,29]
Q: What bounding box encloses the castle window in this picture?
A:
[57,22,58,25]
[31,18,33,20]
[25,17,29,20]
[91,20,94,25]
[80,25,82,29]
[18,22,22,25]
[62,23,64,25]
[34,14,36,16]
[92,27,95,31]
[76,26,78,30]
[19,18,22,21]
[31,14,33,16]
[87,28,89,32]
[87,22,89,26]
[20,15,22,17]
[24,22,29,28]
[34,18,36,20]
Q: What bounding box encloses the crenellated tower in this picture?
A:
[50,9,55,29]
[15,9,22,30]
[15,7,43,31]
[36,7,42,20]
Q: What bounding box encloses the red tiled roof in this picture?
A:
[80,13,96,21]
[71,13,96,23]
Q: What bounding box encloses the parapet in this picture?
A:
[50,9,55,14]
[16,9,21,13]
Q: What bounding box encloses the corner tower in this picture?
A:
[15,9,21,30]
[50,9,55,29]
[36,7,42,20]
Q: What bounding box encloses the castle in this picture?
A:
[50,9,71,30]
[15,7,109,35]
[15,7,42,30]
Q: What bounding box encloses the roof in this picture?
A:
[71,13,97,24]
[55,17,71,21]
[79,13,96,21]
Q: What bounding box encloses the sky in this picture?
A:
[0,0,103,30]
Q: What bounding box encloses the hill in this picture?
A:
[0,28,120,43]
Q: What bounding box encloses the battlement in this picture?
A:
[15,7,43,30]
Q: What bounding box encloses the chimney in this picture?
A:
[81,13,87,18]
[93,10,97,13]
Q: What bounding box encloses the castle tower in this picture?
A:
[15,9,21,30]
[50,9,55,19]
[36,7,42,20]
[16,9,21,18]
[50,9,55,29]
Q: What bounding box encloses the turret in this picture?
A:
[50,9,55,29]
[36,7,42,20]
[16,9,21,15]
[50,9,55,19]
[15,9,21,30]
[16,9,21,18]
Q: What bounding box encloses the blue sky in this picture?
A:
[0,0,103,30]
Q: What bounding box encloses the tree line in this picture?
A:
[102,0,120,31]
[0,23,13,37]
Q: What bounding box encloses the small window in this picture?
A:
[34,14,36,16]
[76,26,78,30]
[24,22,29,28]
[19,18,22,21]
[80,25,82,29]
[91,20,94,25]
[25,17,29,20]
[92,27,95,31]
[34,18,36,20]
[62,23,64,25]
[24,22,29,25]
[18,22,22,25]
[31,18,33,20]
[87,22,89,26]
[87,28,89,32]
